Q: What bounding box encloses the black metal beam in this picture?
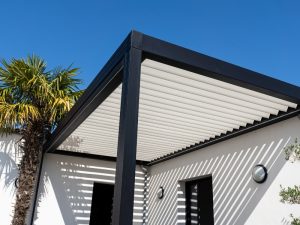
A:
[112,47,142,225]
[43,30,300,167]
[147,107,300,166]
[132,31,300,104]
[44,32,132,152]
[30,150,46,225]
[51,150,148,165]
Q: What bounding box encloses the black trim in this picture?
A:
[51,150,148,165]
[148,107,300,166]
[44,34,130,153]
[111,47,142,225]
[180,174,212,183]
[134,31,300,104]
[185,175,214,225]
[30,150,46,225]
[45,61,123,153]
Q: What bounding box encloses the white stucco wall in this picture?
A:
[0,134,22,225]
[147,116,300,225]
[32,153,145,225]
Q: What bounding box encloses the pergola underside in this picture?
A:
[57,59,298,163]
[43,31,300,225]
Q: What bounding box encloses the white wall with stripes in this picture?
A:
[0,134,22,225]
[33,154,146,225]
[1,117,300,225]
[147,116,300,225]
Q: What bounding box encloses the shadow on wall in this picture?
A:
[0,134,24,225]
[148,133,294,225]
[33,154,145,225]
[57,135,83,152]
[282,217,293,225]
[0,135,21,192]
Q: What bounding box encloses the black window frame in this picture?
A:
[89,182,114,225]
[185,175,214,225]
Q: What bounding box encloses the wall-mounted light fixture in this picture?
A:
[157,186,164,199]
[252,165,268,183]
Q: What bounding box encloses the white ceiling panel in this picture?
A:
[57,59,297,161]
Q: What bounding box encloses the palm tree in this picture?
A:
[0,55,83,225]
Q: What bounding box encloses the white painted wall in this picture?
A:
[32,153,145,225]
[2,117,300,225]
[0,134,22,225]
[147,116,300,225]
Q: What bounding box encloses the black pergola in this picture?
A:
[42,31,300,225]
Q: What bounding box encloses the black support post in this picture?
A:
[30,150,45,225]
[111,47,142,225]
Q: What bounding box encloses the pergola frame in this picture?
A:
[43,30,300,225]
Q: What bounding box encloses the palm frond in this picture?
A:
[0,55,83,134]
[0,102,40,128]
[50,66,81,94]
[0,55,83,225]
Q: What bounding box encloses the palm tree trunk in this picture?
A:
[11,124,44,225]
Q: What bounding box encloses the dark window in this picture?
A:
[186,176,214,225]
[89,183,114,225]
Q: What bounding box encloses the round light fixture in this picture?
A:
[157,186,164,199]
[252,165,268,183]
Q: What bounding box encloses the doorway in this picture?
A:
[89,183,114,225]
[185,176,214,225]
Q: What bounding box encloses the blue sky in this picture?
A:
[0,1,299,88]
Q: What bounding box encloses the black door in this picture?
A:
[89,183,114,225]
[186,176,214,225]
